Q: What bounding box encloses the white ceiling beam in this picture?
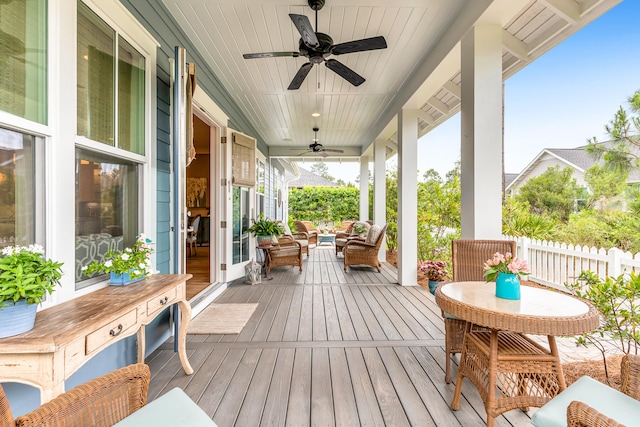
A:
[538,0,581,24]
[427,97,450,115]
[416,109,435,125]
[502,30,529,60]
[443,81,461,99]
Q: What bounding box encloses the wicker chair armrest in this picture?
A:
[277,235,296,246]
[335,232,351,239]
[344,239,375,249]
[621,354,640,400]
[566,400,626,427]
[14,363,150,427]
[292,231,309,240]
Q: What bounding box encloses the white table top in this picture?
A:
[436,281,599,335]
[441,281,589,318]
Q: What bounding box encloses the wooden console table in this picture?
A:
[0,274,193,403]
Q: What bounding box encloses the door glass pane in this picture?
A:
[77,1,115,146]
[118,36,145,155]
[232,186,250,264]
[0,128,37,248]
[0,0,47,124]
[75,149,138,288]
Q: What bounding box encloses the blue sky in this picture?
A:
[321,0,640,183]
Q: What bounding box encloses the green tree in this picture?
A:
[587,89,640,173]
[309,162,334,181]
[288,186,358,223]
[584,163,628,209]
[502,198,556,240]
[514,166,582,221]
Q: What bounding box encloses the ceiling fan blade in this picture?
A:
[288,62,313,90]
[243,51,299,59]
[325,59,365,87]
[289,14,319,48]
[321,148,344,153]
[331,36,387,55]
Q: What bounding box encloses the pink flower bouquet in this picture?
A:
[483,252,529,281]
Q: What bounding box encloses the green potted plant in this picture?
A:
[0,244,64,338]
[82,234,154,286]
[247,213,284,247]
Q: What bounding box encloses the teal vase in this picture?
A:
[109,271,143,286]
[495,272,520,300]
[428,280,439,295]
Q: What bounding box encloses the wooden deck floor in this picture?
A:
[147,247,534,426]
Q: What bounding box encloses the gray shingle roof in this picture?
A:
[287,167,338,187]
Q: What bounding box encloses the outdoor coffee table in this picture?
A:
[317,233,336,245]
[436,281,599,427]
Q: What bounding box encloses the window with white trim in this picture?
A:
[75,0,148,289]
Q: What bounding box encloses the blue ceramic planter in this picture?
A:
[109,271,143,286]
[428,280,440,295]
[495,272,521,300]
[0,299,38,338]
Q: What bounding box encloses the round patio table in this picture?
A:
[317,233,336,246]
[436,281,599,427]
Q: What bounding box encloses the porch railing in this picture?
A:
[506,237,640,290]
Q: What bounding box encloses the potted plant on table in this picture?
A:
[483,251,529,300]
[419,260,449,295]
[247,213,284,247]
[82,234,154,286]
[0,244,64,338]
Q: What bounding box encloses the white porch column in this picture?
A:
[460,25,503,239]
[397,109,418,286]
[374,139,386,262]
[359,156,370,220]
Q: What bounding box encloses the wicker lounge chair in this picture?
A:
[266,236,303,273]
[293,220,318,246]
[443,239,517,383]
[343,224,387,272]
[279,221,309,256]
[1,363,150,427]
[531,354,640,426]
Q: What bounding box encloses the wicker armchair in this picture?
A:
[1,363,150,427]
[443,239,517,383]
[266,236,303,273]
[343,224,387,272]
[532,354,640,426]
[293,221,318,246]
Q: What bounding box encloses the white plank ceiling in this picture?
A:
[162,0,620,159]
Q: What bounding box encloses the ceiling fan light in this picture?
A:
[311,112,320,117]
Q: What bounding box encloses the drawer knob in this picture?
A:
[159,296,169,305]
[109,324,123,336]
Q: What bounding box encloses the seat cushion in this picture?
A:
[531,375,640,427]
[335,238,347,248]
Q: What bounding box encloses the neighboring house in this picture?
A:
[505,144,640,196]
[287,167,339,188]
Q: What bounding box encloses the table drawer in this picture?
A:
[85,309,137,354]
[147,288,177,316]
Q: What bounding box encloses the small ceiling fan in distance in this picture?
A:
[243,0,387,90]
[295,127,344,157]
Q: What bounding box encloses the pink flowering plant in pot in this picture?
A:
[419,260,449,282]
[83,234,154,280]
[483,252,530,281]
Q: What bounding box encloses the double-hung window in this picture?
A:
[75,1,147,288]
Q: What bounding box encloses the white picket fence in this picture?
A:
[507,237,640,289]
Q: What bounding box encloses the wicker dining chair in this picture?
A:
[443,239,517,383]
[343,224,387,272]
[1,363,150,427]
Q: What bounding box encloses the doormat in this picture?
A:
[188,303,258,334]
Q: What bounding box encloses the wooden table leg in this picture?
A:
[137,326,146,363]
[548,335,566,391]
[451,322,471,410]
[177,300,194,375]
[486,329,499,427]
